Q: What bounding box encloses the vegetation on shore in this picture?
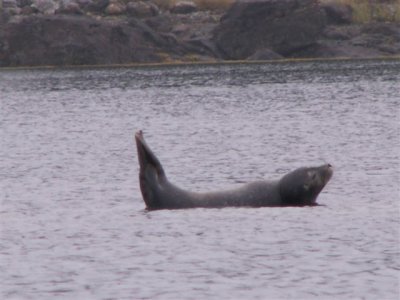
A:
[320,0,400,23]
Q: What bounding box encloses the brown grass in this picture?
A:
[320,0,400,23]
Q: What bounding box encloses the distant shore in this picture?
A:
[0,0,399,67]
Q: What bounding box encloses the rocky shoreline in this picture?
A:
[0,0,399,67]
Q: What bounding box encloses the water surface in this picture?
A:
[1,60,399,299]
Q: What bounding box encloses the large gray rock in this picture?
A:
[212,0,326,59]
[0,15,185,66]
[170,1,197,14]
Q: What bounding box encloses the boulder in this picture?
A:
[56,2,84,15]
[170,1,197,14]
[0,15,186,67]
[212,0,326,59]
[105,2,127,15]
[32,0,59,14]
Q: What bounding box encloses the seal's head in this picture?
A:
[279,164,333,206]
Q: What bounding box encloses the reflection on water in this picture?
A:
[1,60,399,299]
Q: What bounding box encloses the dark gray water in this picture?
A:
[1,60,399,299]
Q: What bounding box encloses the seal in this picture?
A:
[135,131,333,210]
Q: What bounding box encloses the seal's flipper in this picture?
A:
[135,131,166,179]
[135,131,166,208]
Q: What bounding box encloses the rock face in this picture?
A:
[0,15,183,66]
[212,0,326,59]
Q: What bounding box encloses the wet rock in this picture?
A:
[170,1,197,14]
[126,1,160,18]
[321,1,353,24]
[213,0,326,60]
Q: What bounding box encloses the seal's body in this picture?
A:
[135,131,333,210]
